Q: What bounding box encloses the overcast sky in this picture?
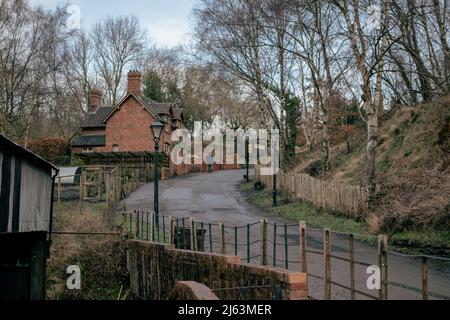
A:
[29,0,197,48]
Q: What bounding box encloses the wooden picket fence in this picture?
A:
[255,166,368,218]
[55,165,152,210]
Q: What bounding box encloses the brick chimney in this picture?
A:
[127,70,142,96]
[89,88,102,113]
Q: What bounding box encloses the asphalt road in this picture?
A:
[124,169,450,300]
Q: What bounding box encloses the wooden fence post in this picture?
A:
[79,172,84,202]
[324,228,331,300]
[219,223,225,254]
[261,219,267,266]
[299,221,307,273]
[378,234,388,300]
[106,173,110,209]
[422,257,428,300]
[349,234,356,300]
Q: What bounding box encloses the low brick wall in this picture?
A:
[127,240,307,300]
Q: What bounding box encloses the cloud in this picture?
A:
[147,19,192,48]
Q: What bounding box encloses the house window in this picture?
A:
[164,144,170,154]
[112,144,119,152]
[82,148,93,153]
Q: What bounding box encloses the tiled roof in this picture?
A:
[79,94,183,128]
[71,135,106,147]
[140,96,173,116]
[80,107,113,128]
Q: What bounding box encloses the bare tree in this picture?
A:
[332,0,395,208]
[0,0,70,140]
[91,15,145,105]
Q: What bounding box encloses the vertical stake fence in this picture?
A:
[378,234,388,300]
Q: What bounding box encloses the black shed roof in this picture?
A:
[0,134,57,172]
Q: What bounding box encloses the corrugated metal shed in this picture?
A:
[0,134,57,234]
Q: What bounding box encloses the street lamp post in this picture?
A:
[272,127,277,208]
[150,120,164,227]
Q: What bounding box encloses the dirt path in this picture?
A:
[124,169,450,300]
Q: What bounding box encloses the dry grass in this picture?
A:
[293,96,450,234]
[47,203,128,300]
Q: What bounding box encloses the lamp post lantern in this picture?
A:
[150,120,164,226]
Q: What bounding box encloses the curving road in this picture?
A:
[124,169,450,300]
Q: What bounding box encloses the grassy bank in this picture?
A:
[240,181,450,257]
[47,202,128,300]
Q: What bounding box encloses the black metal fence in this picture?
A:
[124,210,450,300]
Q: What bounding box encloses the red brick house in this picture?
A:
[71,71,184,158]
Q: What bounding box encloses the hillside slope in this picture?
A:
[295,97,450,233]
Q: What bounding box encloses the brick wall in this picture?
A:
[105,96,157,152]
[127,240,307,300]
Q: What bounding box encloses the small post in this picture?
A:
[219,223,225,254]
[122,212,128,239]
[168,215,173,244]
[135,210,140,239]
[247,224,250,263]
[299,221,307,273]
[261,219,267,266]
[190,217,196,251]
[234,226,238,256]
[349,234,356,300]
[422,256,428,300]
[151,211,155,242]
[209,223,213,253]
[273,222,277,267]
[57,176,61,205]
[129,212,132,239]
[141,211,144,239]
[146,211,149,241]
[162,215,166,243]
[378,234,388,300]
[200,221,204,252]
[284,224,288,270]
[79,172,84,202]
[323,228,331,300]
[105,173,110,207]
[182,218,186,249]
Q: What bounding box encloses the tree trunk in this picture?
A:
[363,102,378,210]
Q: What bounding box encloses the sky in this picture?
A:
[28,0,197,48]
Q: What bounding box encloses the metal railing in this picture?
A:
[125,210,450,300]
